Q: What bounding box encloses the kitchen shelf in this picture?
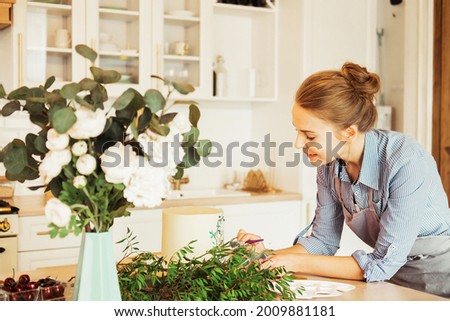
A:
[213,3,276,17]
[164,15,200,27]
[99,51,140,58]
[99,8,139,22]
[164,54,200,62]
[27,46,72,54]
[27,2,72,16]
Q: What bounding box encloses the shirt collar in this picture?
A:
[334,131,379,190]
[358,130,379,190]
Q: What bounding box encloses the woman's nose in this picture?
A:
[294,132,304,149]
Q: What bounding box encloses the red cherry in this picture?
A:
[52,284,65,298]
[18,274,30,285]
[4,277,15,288]
[41,286,53,300]
[26,282,38,290]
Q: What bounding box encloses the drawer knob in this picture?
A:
[0,218,10,232]
[0,247,5,253]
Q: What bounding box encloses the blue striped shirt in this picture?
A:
[296,129,450,282]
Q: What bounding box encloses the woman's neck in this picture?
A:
[342,133,366,176]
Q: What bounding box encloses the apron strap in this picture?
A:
[292,219,315,245]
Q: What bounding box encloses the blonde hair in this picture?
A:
[295,62,380,132]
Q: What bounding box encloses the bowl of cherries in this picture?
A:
[0,275,67,301]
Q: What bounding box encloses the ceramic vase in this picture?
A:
[72,231,121,301]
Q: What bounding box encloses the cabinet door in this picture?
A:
[219,201,302,249]
[13,0,86,88]
[152,0,207,99]
[85,0,152,97]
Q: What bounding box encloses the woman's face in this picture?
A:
[292,103,347,166]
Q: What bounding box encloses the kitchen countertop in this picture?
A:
[9,191,302,217]
[2,265,446,301]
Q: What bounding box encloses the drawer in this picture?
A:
[18,247,80,271]
[19,216,82,251]
[0,237,17,275]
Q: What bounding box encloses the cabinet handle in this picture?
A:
[0,247,5,254]
[18,32,23,87]
[36,231,50,236]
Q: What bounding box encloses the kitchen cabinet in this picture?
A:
[2,0,278,101]
[0,0,15,30]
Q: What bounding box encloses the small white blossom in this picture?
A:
[100,142,139,185]
[46,128,69,151]
[68,107,107,139]
[39,149,72,183]
[45,198,71,227]
[76,154,97,175]
[71,141,88,156]
[73,175,87,189]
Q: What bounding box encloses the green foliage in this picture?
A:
[117,232,301,301]
[0,44,213,236]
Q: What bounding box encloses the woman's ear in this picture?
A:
[345,126,358,141]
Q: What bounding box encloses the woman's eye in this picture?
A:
[306,136,315,141]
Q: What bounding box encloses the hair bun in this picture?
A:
[341,62,380,98]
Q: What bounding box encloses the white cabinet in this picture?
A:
[2,0,278,101]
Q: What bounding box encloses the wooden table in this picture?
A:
[3,265,446,301]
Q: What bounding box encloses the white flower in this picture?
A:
[171,113,191,134]
[46,128,69,151]
[76,154,97,175]
[39,149,72,183]
[100,142,139,185]
[123,157,170,208]
[45,198,71,227]
[71,141,88,156]
[68,107,107,139]
[73,175,87,189]
[137,128,185,175]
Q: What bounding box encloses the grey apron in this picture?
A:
[335,174,450,298]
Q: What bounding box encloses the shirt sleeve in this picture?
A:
[296,164,344,255]
[352,157,429,282]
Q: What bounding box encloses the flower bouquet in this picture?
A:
[0,44,211,300]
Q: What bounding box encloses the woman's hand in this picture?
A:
[236,228,267,253]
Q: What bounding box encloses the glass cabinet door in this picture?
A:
[24,0,80,86]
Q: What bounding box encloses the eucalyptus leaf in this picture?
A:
[79,78,98,91]
[7,86,29,100]
[173,167,184,180]
[34,135,48,155]
[137,108,152,131]
[172,82,195,95]
[150,115,170,136]
[172,100,199,106]
[150,74,170,85]
[90,67,121,84]
[75,95,95,111]
[30,114,48,129]
[60,83,81,100]
[182,127,200,147]
[189,104,201,127]
[0,84,5,98]
[3,140,28,175]
[44,76,56,90]
[25,134,40,156]
[91,84,108,103]
[159,112,177,125]
[52,107,77,133]
[196,139,212,157]
[113,89,135,111]
[75,44,98,63]
[130,119,138,139]
[178,147,200,169]
[1,101,21,116]
[144,89,165,113]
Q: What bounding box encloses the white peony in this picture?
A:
[71,141,88,156]
[73,175,87,189]
[68,107,107,139]
[39,149,72,183]
[100,142,139,185]
[171,113,191,134]
[45,198,72,227]
[46,128,69,151]
[76,154,97,175]
[123,157,170,208]
[137,128,185,175]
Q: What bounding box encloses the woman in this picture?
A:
[238,62,450,298]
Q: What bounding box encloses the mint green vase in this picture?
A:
[72,231,121,301]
